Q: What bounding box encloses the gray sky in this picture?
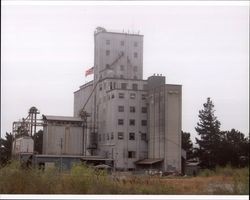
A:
[1,2,249,142]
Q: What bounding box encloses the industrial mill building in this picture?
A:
[74,27,182,172]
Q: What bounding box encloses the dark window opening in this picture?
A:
[141,120,147,126]
[128,151,136,158]
[129,119,135,126]
[129,132,135,140]
[118,119,124,125]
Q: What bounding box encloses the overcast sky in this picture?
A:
[1,1,249,142]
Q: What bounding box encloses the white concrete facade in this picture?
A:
[94,29,143,81]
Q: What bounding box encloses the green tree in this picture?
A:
[33,130,43,154]
[181,131,194,160]
[221,129,249,167]
[0,132,13,166]
[195,97,223,169]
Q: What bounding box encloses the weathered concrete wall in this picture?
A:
[164,84,182,172]
[147,76,182,173]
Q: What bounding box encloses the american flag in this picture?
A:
[85,67,94,77]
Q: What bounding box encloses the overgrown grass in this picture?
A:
[198,165,249,194]
[0,161,248,194]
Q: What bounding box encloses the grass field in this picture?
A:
[0,162,248,194]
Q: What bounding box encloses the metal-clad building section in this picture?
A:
[12,136,34,155]
[42,115,84,155]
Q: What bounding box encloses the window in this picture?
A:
[141,107,147,113]
[98,134,101,142]
[132,84,138,90]
[134,66,138,72]
[107,133,109,140]
[118,132,124,140]
[134,52,138,58]
[118,106,124,112]
[141,94,147,100]
[111,94,115,99]
[121,83,127,89]
[130,93,136,99]
[103,134,105,141]
[128,151,136,158]
[133,76,137,80]
[118,119,124,125]
[120,75,124,78]
[129,132,135,140]
[120,41,124,46]
[111,132,114,140]
[134,42,138,47]
[106,50,110,56]
[119,93,125,99]
[141,120,147,126]
[106,40,110,45]
[120,65,124,71]
[130,106,135,113]
[129,119,135,126]
[141,133,147,141]
[143,84,148,90]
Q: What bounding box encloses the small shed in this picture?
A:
[185,161,200,176]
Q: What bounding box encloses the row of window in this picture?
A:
[105,64,138,72]
[106,40,138,47]
[106,50,138,58]
[100,82,148,91]
[118,119,147,126]
[118,106,147,113]
[99,132,147,142]
[106,93,146,100]
[98,93,147,104]
[119,75,138,80]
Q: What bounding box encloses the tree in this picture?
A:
[220,129,249,167]
[195,97,223,169]
[0,132,13,166]
[33,130,43,154]
[181,131,194,160]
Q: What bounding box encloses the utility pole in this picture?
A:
[60,138,63,172]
